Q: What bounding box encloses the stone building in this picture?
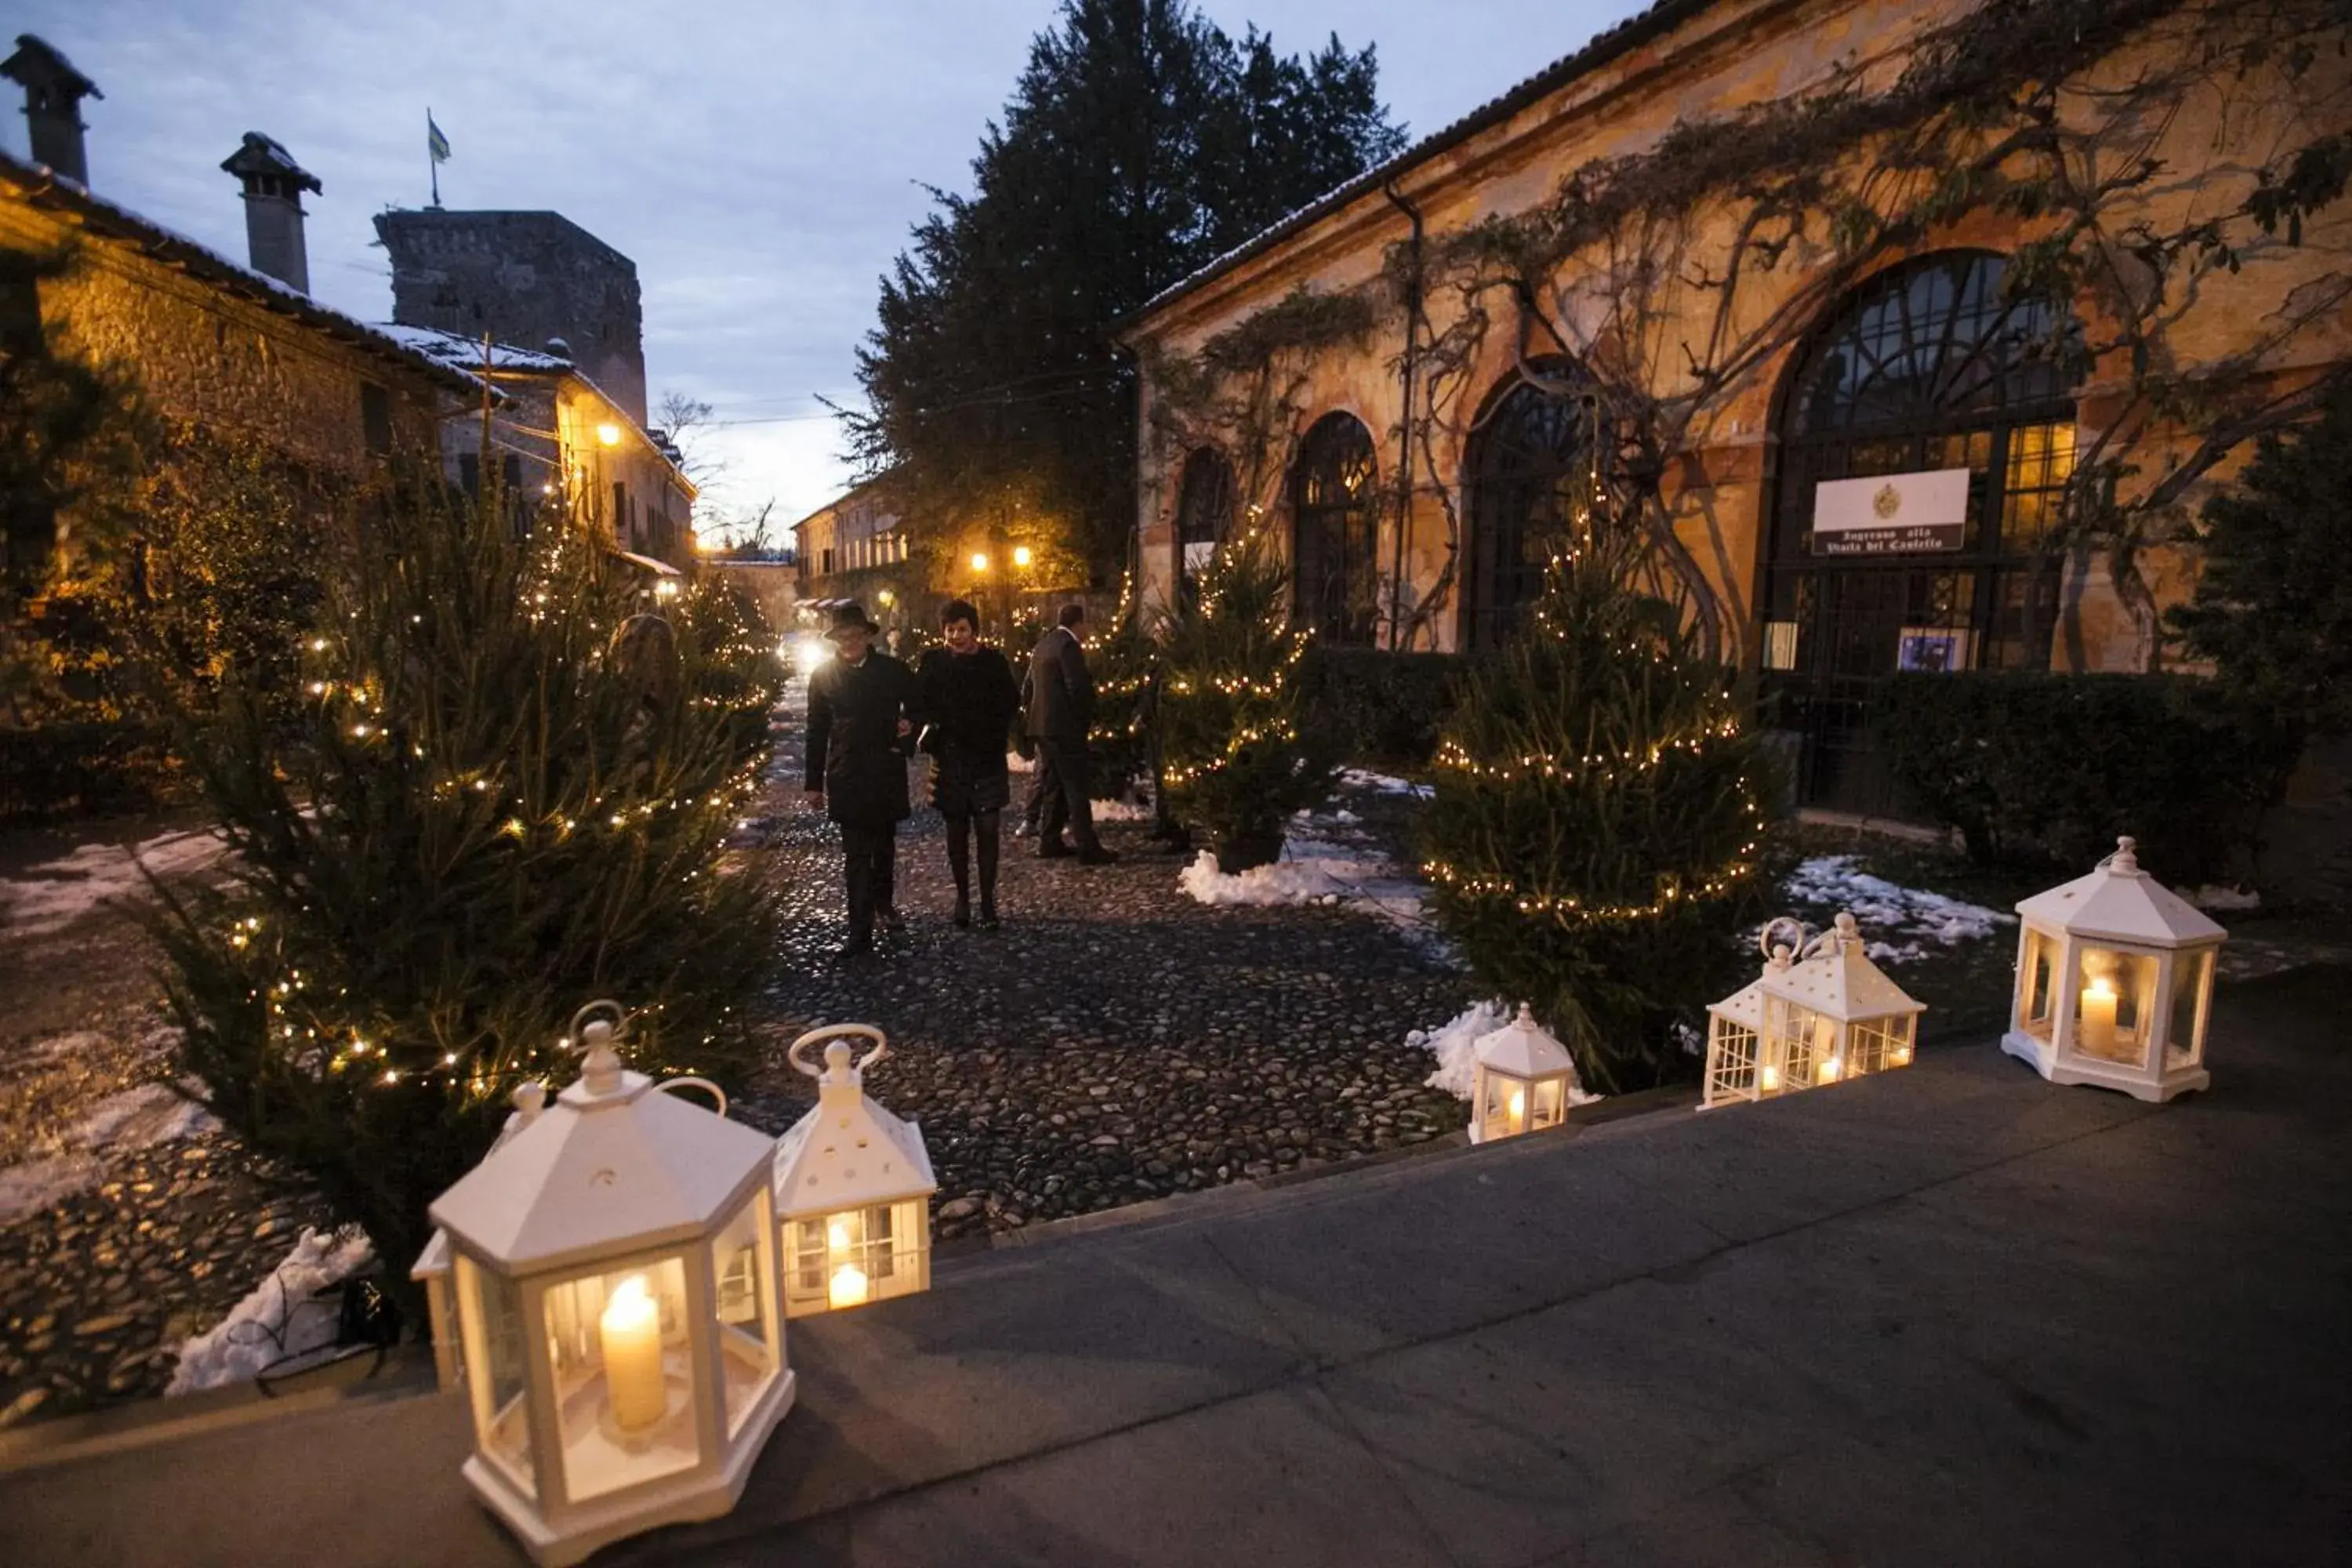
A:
[382,325,696,567]
[1123,0,2352,815]
[792,477,913,634]
[374,209,648,425]
[0,43,474,576]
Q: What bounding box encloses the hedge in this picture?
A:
[1874,672,2291,880]
[1297,647,1468,766]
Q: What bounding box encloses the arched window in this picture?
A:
[1173,447,1235,604]
[1764,252,2082,812]
[1461,360,1599,650]
[1290,412,1378,645]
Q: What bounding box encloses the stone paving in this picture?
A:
[732,690,1473,1243]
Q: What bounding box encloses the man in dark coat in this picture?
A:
[1022,603,1118,865]
[804,601,919,955]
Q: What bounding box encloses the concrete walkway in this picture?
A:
[5,967,2347,1567]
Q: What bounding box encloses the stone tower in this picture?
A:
[373,209,646,423]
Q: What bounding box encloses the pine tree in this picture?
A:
[1159,525,1334,869]
[1421,509,1773,1094]
[2167,383,2352,747]
[150,467,782,1299]
[849,0,1405,579]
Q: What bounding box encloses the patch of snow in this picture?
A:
[2186,884,2261,913]
[1091,796,1155,822]
[1777,855,2011,964]
[0,828,228,941]
[1336,768,1433,799]
[1406,1000,1603,1107]
[68,1082,219,1152]
[0,1155,104,1226]
[165,1227,376,1396]
[1179,810,1448,955]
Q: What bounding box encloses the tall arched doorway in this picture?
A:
[1461,360,1599,651]
[1763,252,2081,813]
[1290,412,1379,645]
[1173,446,1235,607]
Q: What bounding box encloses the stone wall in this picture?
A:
[375,209,647,424]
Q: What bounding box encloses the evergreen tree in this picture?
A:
[151,467,782,1300]
[1159,524,1334,869]
[1421,510,1773,1095]
[849,0,1404,579]
[2167,385,2352,747]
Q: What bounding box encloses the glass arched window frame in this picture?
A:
[1289,412,1379,647]
[1173,447,1236,607]
[1461,360,1602,651]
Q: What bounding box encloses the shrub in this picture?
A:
[1874,672,2288,877]
[1422,518,1775,1095]
[1297,646,1465,766]
[151,471,780,1305]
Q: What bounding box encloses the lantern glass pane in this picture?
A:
[2020,927,2058,1039]
[1891,1014,1916,1066]
[1706,1018,1761,1104]
[1479,1072,1530,1139]
[539,1255,700,1504]
[1769,1001,1828,1088]
[2167,949,2213,1069]
[789,1203,919,1313]
[462,1257,535,1497]
[2071,947,2159,1069]
[713,1190,781,1438]
[1530,1076,1567,1131]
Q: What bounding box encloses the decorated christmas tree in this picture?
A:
[150,465,782,1299]
[1085,568,1158,807]
[1158,524,1334,870]
[1421,505,1772,1094]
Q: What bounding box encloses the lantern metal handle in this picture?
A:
[1758,916,1810,963]
[787,1022,889,1081]
[655,1076,728,1117]
[568,998,630,1050]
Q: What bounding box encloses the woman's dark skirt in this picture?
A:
[933,745,1011,816]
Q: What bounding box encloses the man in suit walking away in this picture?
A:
[1023,603,1119,866]
[804,601,919,956]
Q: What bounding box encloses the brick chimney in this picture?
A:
[220,132,321,293]
[1,34,101,186]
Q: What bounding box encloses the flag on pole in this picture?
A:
[427,114,451,164]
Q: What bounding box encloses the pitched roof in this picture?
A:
[2016,840,2227,947]
[772,1077,936,1215]
[0,150,481,398]
[1129,0,1723,328]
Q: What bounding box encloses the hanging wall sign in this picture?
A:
[1812,469,1970,555]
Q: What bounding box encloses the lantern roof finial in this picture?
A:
[2111,835,2140,873]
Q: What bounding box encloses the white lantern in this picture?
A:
[425,1002,793,1567]
[771,1025,937,1317]
[1704,912,1924,1109]
[1468,1004,1581,1144]
[2002,835,2224,1103]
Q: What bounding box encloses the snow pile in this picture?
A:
[1778,855,2011,963]
[0,828,227,941]
[1407,1001,1602,1107]
[1337,768,1433,799]
[165,1227,376,1396]
[1178,807,1443,951]
[0,1156,105,1228]
[0,1073,220,1224]
[2187,884,2261,913]
[1091,795,1155,822]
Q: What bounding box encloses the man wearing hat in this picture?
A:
[804,601,920,956]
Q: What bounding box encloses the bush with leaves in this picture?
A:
[1421,518,1774,1094]
[151,469,780,1303]
[1158,528,1335,869]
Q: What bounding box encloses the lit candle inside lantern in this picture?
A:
[2081,977,2119,1058]
[829,1264,869,1309]
[1891,1038,1912,1066]
[1760,1063,1782,1092]
[1507,1086,1526,1134]
[598,1275,666,1431]
[1818,1054,1843,1084]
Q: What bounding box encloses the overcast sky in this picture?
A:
[14,0,1644,532]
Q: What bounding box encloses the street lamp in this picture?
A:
[1012,545,1033,568]
[595,422,622,448]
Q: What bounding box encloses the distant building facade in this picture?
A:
[792,478,912,632]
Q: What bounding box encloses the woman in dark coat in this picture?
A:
[915,598,1022,929]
